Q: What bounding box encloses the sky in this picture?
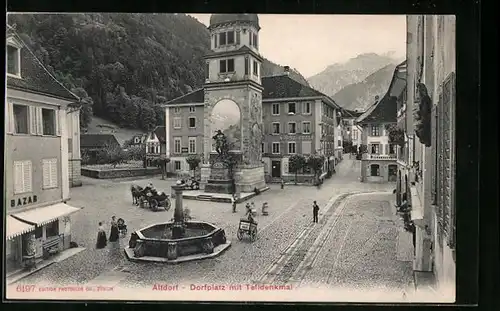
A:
[189,14,406,78]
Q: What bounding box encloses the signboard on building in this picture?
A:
[10,195,38,208]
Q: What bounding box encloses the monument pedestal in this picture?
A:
[201,163,266,195]
[234,164,266,193]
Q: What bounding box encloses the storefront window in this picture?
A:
[46,221,59,238]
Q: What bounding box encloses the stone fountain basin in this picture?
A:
[127,221,228,261]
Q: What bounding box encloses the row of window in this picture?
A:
[323,104,336,119]
[146,143,161,154]
[369,125,387,137]
[213,57,260,76]
[9,104,59,136]
[172,106,196,114]
[271,102,311,115]
[173,137,198,154]
[173,116,197,129]
[264,141,312,155]
[13,159,58,195]
[214,29,258,48]
[368,143,396,154]
[270,121,311,135]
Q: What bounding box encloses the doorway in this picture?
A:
[388,165,398,182]
[271,160,281,178]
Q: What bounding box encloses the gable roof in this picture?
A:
[356,61,407,124]
[153,126,166,143]
[261,74,325,99]
[80,134,120,149]
[167,88,205,105]
[6,30,80,102]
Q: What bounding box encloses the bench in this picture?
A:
[43,238,60,258]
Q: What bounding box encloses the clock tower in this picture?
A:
[201,14,267,193]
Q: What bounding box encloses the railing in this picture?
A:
[366,154,397,160]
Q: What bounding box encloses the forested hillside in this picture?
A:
[7,13,308,131]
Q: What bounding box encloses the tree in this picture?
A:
[98,144,127,168]
[288,154,307,185]
[151,155,170,180]
[70,87,94,129]
[185,154,201,178]
[307,154,325,184]
[358,144,368,154]
[125,144,145,161]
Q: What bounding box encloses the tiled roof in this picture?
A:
[153,126,166,143]
[166,88,205,105]
[80,134,120,149]
[6,33,79,102]
[356,61,407,124]
[166,74,340,107]
[262,74,325,99]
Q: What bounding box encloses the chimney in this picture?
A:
[283,66,290,75]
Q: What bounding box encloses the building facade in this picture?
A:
[400,15,456,299]
[342,110,364,151]
[5,31,82,273]
[357,62,406,183]
[163,14,342,184]
[145,126,166,167]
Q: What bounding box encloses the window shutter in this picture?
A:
[29,106,37,135]
[36,107,43,135]
[43,160,51,188]
[384,144,388,155]
[236,31,241,44]
[249,31,253,45]
[50,159,58,188]
[7,102,14,134]
[214,35,218,48]
[55,110,61,136]
[23,161,32,193]
[14,162,24,194]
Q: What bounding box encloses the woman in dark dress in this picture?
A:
[96,222,107,249]
[109,216,120,243]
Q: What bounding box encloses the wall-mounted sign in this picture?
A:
[181,147,189,153]
[11,195,38,208]
[280,135,312,141]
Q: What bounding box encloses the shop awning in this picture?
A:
[6,216,35,240]
[11,202,82,226]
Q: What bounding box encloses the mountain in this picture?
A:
[307,53,400,97]
[332,63,397,111]
[261,59,309,86]
[7,13,309,131]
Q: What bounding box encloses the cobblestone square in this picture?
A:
[14,159,412,294]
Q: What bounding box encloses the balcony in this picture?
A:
[364,154,397,160]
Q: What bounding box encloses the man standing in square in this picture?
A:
[312,201,319,223]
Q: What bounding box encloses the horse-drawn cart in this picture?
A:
[131,185,171,211]
[237,218,258,242]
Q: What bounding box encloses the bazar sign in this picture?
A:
[10,195,38,208]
